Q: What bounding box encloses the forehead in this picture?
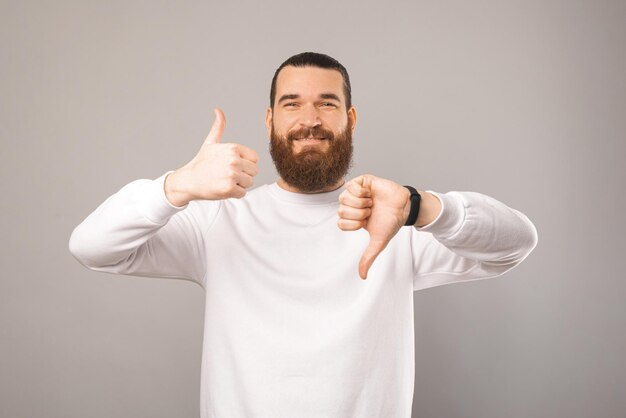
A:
[275,66,345,100]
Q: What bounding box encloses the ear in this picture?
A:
[347,106,357,135]
[265,107,273,139]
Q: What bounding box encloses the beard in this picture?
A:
[269,122,354,193]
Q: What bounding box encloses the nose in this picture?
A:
[299,104,322,128]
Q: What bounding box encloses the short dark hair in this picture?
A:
[269,52,352,111]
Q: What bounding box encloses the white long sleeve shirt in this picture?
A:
[69,171,538,418]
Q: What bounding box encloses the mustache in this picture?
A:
[287,126,335,141]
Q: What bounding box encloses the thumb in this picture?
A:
[358,238,386,280]
[204,108,225,145]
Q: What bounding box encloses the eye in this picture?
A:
[285,102,298,107]
[321,102,337,107]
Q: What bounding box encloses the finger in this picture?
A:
[234,171,254,189]
[231,184,247,199]
[348,175,372,198]
[338,205,371,221]
[337,218,365,231]
[358,238,387,280]
[339,190,373,209]
[236,143,260,163]
[240,158,259,177]
[204,108,226,145]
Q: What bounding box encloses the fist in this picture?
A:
[338,174,411,279]
[165,108,260,206]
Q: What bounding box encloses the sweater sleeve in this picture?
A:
[68,171,220,288]
[410,190,538,291]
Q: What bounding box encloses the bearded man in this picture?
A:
[69,52,538,418]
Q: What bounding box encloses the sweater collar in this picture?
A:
[267,180,346,205]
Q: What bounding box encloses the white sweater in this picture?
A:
[69,171,538,418]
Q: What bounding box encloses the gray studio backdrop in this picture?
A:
[1,1,624,417]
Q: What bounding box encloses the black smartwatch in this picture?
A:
[403,186,421,226]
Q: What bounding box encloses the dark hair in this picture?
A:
[269,52,352,111]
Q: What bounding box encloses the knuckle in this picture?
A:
[227,144,238,155]
[226,177,237,189]
[228,157,240,169]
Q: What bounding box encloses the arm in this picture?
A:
[68,171,218,287]
[69,108,260,286]
[337,174,537,281]
[411,190,539,290]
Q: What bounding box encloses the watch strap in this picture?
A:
[403,185,421,226]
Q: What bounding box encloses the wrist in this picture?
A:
[401,187,412,224]
[414,191,442,227]
[164,170,192,207]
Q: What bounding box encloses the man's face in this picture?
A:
[266,66,357,192]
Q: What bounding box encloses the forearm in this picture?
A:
[413,190,538,265]
[68,171,210,283]
[69,173,184,267]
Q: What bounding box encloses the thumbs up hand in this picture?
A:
[165,108,260,206]
[337,174,411,280]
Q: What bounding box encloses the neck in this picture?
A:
[277,177,346,194]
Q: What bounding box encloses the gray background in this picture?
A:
[1,0,624,417]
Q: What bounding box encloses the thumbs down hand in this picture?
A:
[337,174,412,280]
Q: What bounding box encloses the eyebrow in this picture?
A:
[277,93,342,104]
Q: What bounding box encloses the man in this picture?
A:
[69,52,538,418]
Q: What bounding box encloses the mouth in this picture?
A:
[294,137,328,142]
